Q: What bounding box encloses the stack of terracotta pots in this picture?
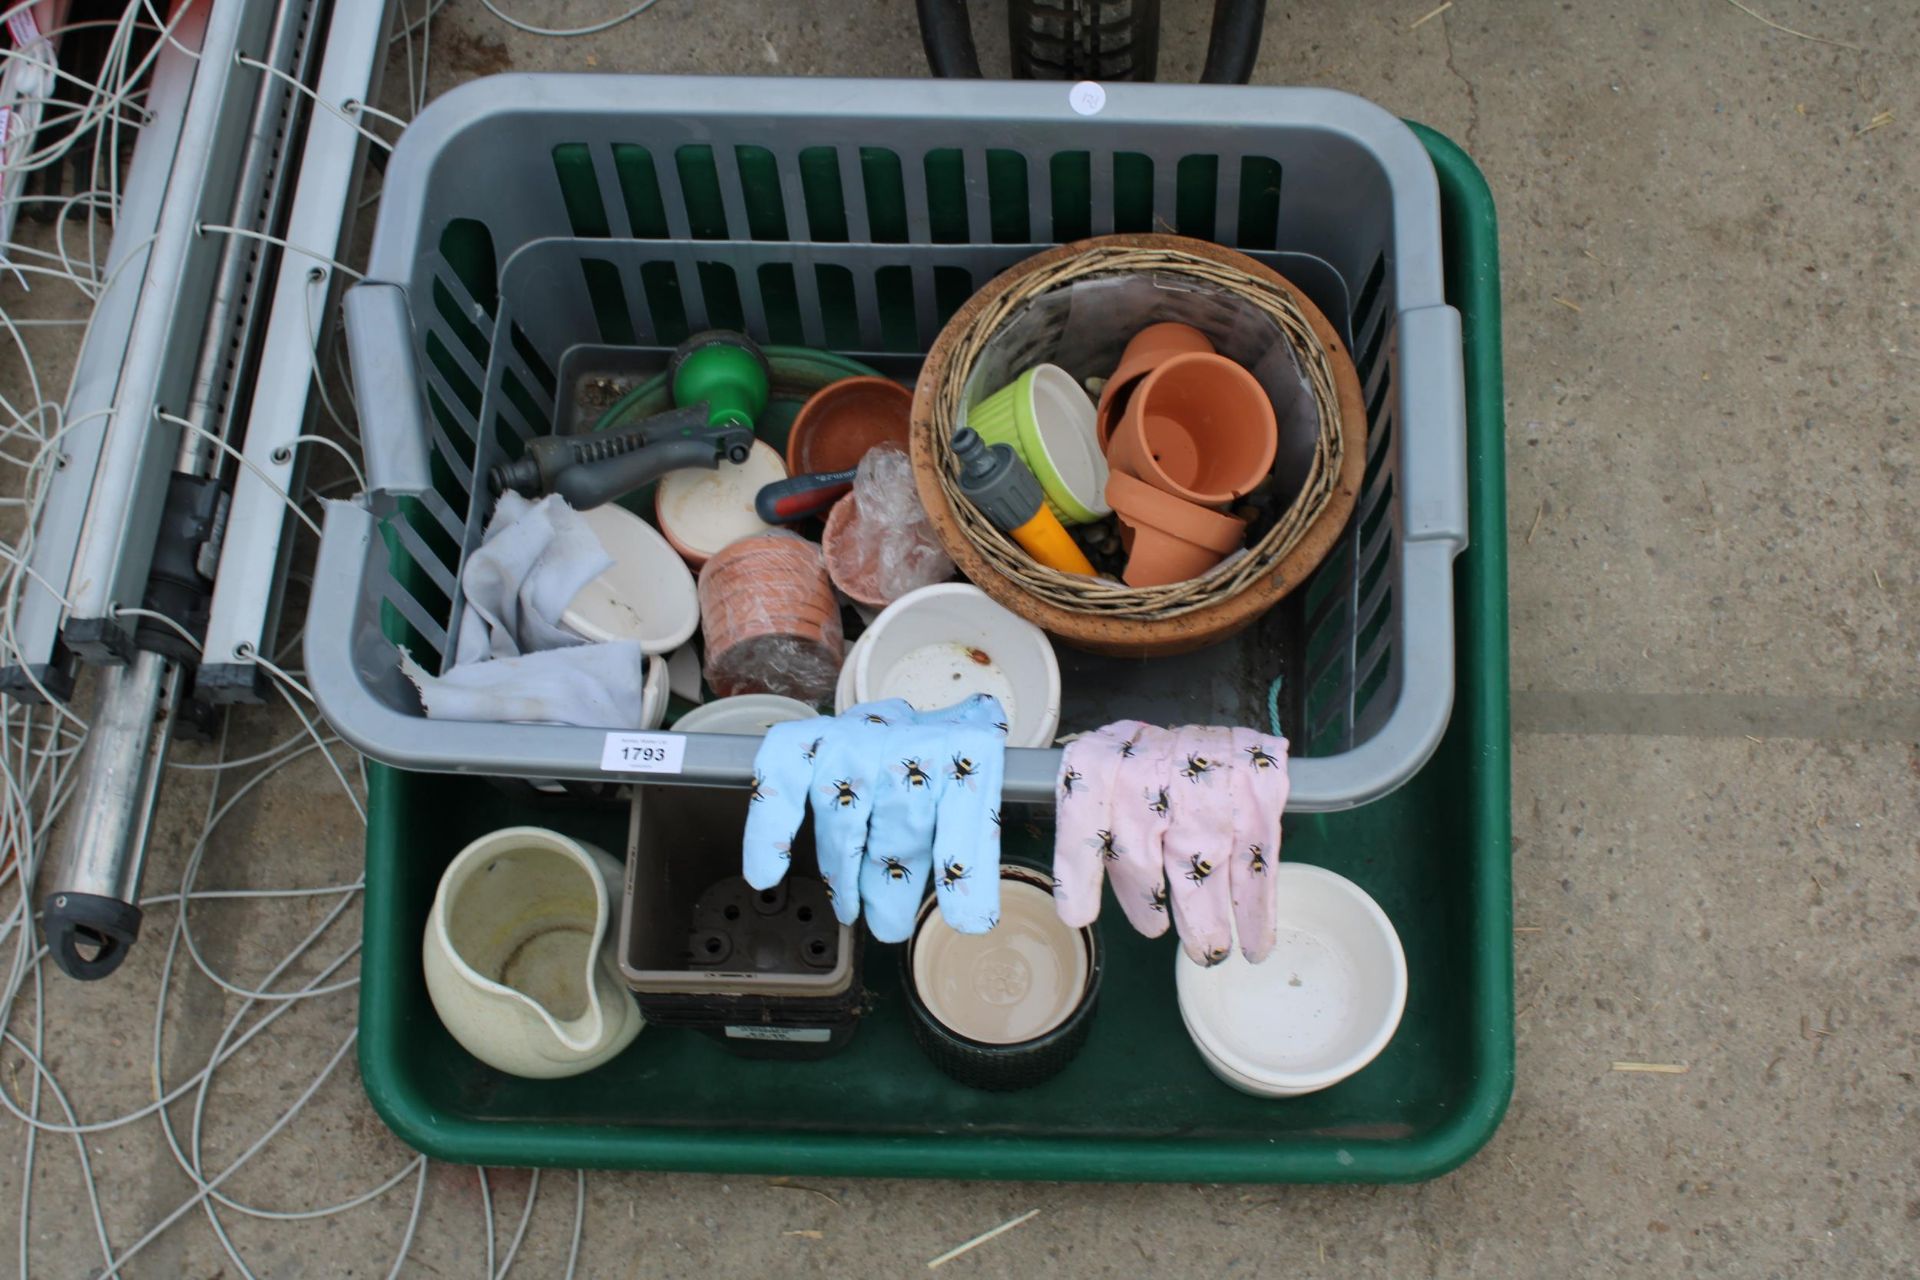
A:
[695,533,844,705]
[1091,324,1278,587]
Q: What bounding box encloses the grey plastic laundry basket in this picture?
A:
[308,74,1468,810]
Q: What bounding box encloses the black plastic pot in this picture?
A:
[900,865,1104,1090]
[620,785,866,1060]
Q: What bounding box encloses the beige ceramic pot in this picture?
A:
[422,827,643,1079]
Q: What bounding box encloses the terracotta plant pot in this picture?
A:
[819,494,889,608]
[909,235,1368,658]
[1094,322,1214,447]
[697,534,843,704]
[785,377,913,477]
[1105,472,1247,587]
[1106,352,1278,507]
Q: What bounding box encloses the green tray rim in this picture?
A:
[355,121,1512,1183]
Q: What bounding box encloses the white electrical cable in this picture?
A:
[0,7,617,1272]
[495,1170,541,1279]
[478,0,668,39]
[168,724,329,771]
[566,1172,586,1280]
[193,223,367,281]
[154,411,326,540]
[108,602,203,653]
[397,0,420,122]
[0,2,180,174]
[303,262,361,447]
[346,97,409,132]
[386,1156,431,1280]
[95,1034,360,1277]
[392,0,455,44]
[0,742,357,1130]
[415,0,433,117]
[282,433,367,491]
[480,1167,498,1278]
[233,52,398,153]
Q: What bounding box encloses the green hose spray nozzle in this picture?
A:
[670,331,772,430]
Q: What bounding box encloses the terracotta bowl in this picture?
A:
[820,495,890,608]
[785,378,914,477]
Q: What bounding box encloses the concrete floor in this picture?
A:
[3,0,1918,1275]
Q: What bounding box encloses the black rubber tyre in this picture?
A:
[1009,0,1161,82]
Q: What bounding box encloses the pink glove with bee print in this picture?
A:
[1052,722,1289,966]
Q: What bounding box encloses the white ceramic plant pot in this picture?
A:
[665,642,705,705]
[671,693,818,735]
[1174,863,1406,1098]
[559,502,699,653]
[851,583,1060,747]
[640,653,668,730]
[423,826,643,1078]
[833,632,869,715]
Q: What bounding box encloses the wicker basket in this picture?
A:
[910,235,1366,657]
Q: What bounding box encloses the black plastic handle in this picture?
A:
[42,892,144,981]
[552,429,752,509]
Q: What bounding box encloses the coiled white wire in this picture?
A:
[0,1,681,1271]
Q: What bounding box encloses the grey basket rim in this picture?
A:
[363,74,1446,314]
[315,76,1466,811]
[307,499,1455,812]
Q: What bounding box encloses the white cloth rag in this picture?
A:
[401,643,653,728]
[400,492,655,728]
[455,491,610,664]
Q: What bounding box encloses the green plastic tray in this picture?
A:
[355,124,1510,1182]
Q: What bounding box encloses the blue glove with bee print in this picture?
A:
[741,694,1006,942]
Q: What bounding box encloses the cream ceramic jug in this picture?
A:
[423,826,642,1078]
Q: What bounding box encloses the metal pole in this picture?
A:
[36,0,328,979]
[201,0,395,701]
[37,655,182,979]
[0,10,206,703]
[59,0,283,659]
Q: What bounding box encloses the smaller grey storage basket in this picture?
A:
[309,75,1468,810]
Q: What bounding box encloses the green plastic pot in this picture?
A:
[964,363,1111,525]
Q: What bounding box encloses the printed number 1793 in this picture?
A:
[600,733,685,775]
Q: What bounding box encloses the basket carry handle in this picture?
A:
[1394,304,1469,548]
[344,281,434,498]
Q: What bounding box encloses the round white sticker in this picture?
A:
[1068,81,1106,116]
